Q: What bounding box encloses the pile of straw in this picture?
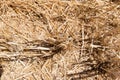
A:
[0,0,120,80]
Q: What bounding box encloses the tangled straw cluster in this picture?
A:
[0,0,120,80]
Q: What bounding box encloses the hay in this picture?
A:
[0,0,120,80]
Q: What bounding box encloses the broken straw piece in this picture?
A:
[27,46,50,51]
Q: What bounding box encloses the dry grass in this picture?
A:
[0,0,120,80]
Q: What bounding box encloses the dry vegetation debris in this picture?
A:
[0,0,120,80]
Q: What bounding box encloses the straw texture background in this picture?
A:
[0,0,120,80]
